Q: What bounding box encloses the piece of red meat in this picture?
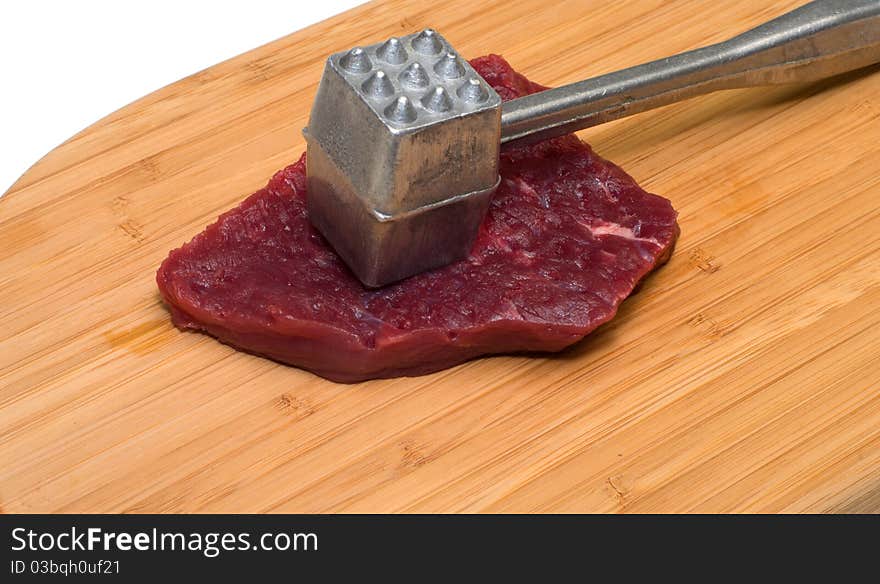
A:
[157,55,679,383]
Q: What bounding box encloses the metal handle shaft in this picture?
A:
[500,0,880,145]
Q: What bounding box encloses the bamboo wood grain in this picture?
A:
[1,0,878,513]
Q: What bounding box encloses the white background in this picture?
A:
[0,0,366,197]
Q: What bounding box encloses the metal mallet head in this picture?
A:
[305,29,502,287]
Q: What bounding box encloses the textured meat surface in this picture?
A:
[157,55,679,383]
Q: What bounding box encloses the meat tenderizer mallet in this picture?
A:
[304,0,880,287]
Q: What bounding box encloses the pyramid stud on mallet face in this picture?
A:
[362,71,395,99]
[434,53,465,79]
[399,62,430,89]
[421,86,454,113]
[384,96,418,123]
[339,47,371,73]
[304,29,502,287]
[411,29,443,55]
[376,37,408,64]
[457,77,489,103]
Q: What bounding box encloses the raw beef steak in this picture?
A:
[157,55,679,383]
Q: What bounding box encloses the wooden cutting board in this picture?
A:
[2,0,879,514]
